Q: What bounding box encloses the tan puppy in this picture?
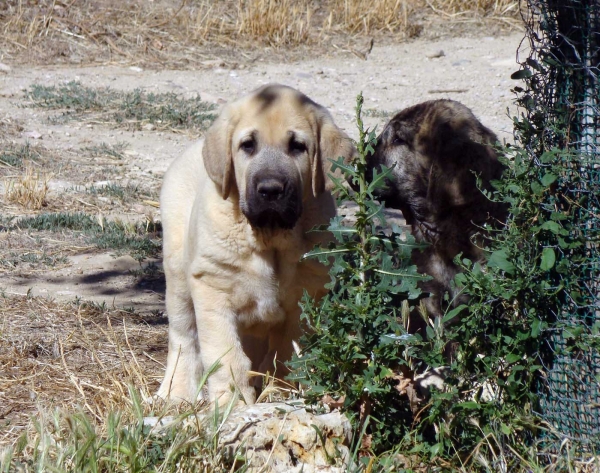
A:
[157,84,354,405]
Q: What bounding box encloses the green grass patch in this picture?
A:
[0,143,42,168]
[81,141,128,160]
[24,82,218,132]
[13,212,161,262]
[0,251,68,270]
[1,387,245,473]
[86,183,142,203]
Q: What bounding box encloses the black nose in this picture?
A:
[257,179,286,201]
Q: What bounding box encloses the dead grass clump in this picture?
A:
[237,0,312,46]
[426,0,521,18]
[0,294,166,447]
[0,0,522,67]
[0,294,287,472]
[0,117,24,140]
[186,1,237,44]
[4,165,51,210]
[0,295,228,473]
[327,0,419,36]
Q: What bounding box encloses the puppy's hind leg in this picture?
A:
[157,271,204,403]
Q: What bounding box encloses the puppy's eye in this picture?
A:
[240,139,255,154]
[289,138,307,155]
[392,136,405,146]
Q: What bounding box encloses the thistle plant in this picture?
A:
[288,93,428,451]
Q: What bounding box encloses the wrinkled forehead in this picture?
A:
[233,86,318,142]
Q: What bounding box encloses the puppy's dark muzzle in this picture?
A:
[244,176,302,230]
[257,179,286,201]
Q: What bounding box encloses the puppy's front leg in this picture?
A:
[191,279,256,406]
[157,272,202,403]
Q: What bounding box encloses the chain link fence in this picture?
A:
[518,0,600,449]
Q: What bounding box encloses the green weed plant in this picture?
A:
[289,90,598,470]
[289,94,429,453]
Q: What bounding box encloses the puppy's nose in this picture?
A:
[257,179,286,201]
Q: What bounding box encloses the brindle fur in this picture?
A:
[367,99,507,334]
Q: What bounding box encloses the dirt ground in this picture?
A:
[0,26,527,446]
[0,31,526,311]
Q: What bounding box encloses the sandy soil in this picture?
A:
[0,31,526,313]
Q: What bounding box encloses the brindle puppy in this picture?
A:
[367,99,507,334]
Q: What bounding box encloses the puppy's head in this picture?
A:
[203,84,354,230]
[368,100,505,229]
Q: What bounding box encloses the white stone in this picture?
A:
[144,402,352,472]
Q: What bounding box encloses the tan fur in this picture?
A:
[157,84,354,405]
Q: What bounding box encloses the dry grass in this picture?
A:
[0,293,299,471]
[426,0,520,17]
[237,0,312,46]
[0,293,167,447]
[0,117,24,141]
[0,0,523,67]
[327,0,420,36]
[4,165,51,210]
[0,139,161,217]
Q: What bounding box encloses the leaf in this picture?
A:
[367,165,393,195]
[328,215,357,241]
[302,247,352,261]
[501,423,513,435]
[540,220,563,235]
[526,58,544,72]
[539,247,556,271]
[456,401,481,410]
[488,249,515,275]
[541,172,558,187]
[329,155,354,171]
[511,68,532,79]
[442,304,468,324]
[429,443,442,456]
[531,319,542,338]
[505,354,521,363]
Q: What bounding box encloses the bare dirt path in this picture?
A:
[0,32,525,313]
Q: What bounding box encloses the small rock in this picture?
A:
[426,50,445,59]
[0,63,11,73]
[414,367,450,398]
[201,59,226,68]
[145,402,352,472]
[129,66,143,72]
[452,59,471,66]
[22,130,42,139]
[143,123,156,131]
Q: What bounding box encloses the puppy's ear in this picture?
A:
[419,104,502,211]
[202,111,235,200]
[315,111,356,196]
